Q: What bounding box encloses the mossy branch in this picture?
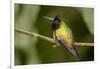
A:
[15,28,94,47]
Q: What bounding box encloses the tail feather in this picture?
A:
[59,39,79,61]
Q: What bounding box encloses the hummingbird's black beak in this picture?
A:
[42,16,53,21]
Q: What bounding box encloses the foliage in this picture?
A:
[15,4,94,65]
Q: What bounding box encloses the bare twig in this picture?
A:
[15,28,94,47]
[74,42,93,47]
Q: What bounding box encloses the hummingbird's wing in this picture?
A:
[53,31,60,46]
[53,31,56,41]
[59,37,79,60]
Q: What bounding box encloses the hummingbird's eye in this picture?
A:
[54,15,61,22]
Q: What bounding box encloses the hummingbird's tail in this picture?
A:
[66,44,79,61]
[59,39,80,61]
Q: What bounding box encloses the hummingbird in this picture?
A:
[52,15,79,60]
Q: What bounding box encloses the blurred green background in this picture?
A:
[15,3,94,65]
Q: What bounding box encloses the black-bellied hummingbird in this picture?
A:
[43,15,79,60]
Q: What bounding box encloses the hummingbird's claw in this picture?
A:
[52,45,57,48]
[54,40,60,47]
[52,41,60,48]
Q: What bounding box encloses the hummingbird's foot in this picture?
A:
[52,41,60,48]
[52,45,57,48]
[56,42,60,46]
[54,41,60,47]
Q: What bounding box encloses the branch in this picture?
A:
[15,28,94,47]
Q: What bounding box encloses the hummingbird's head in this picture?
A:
[52,15,61,30]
